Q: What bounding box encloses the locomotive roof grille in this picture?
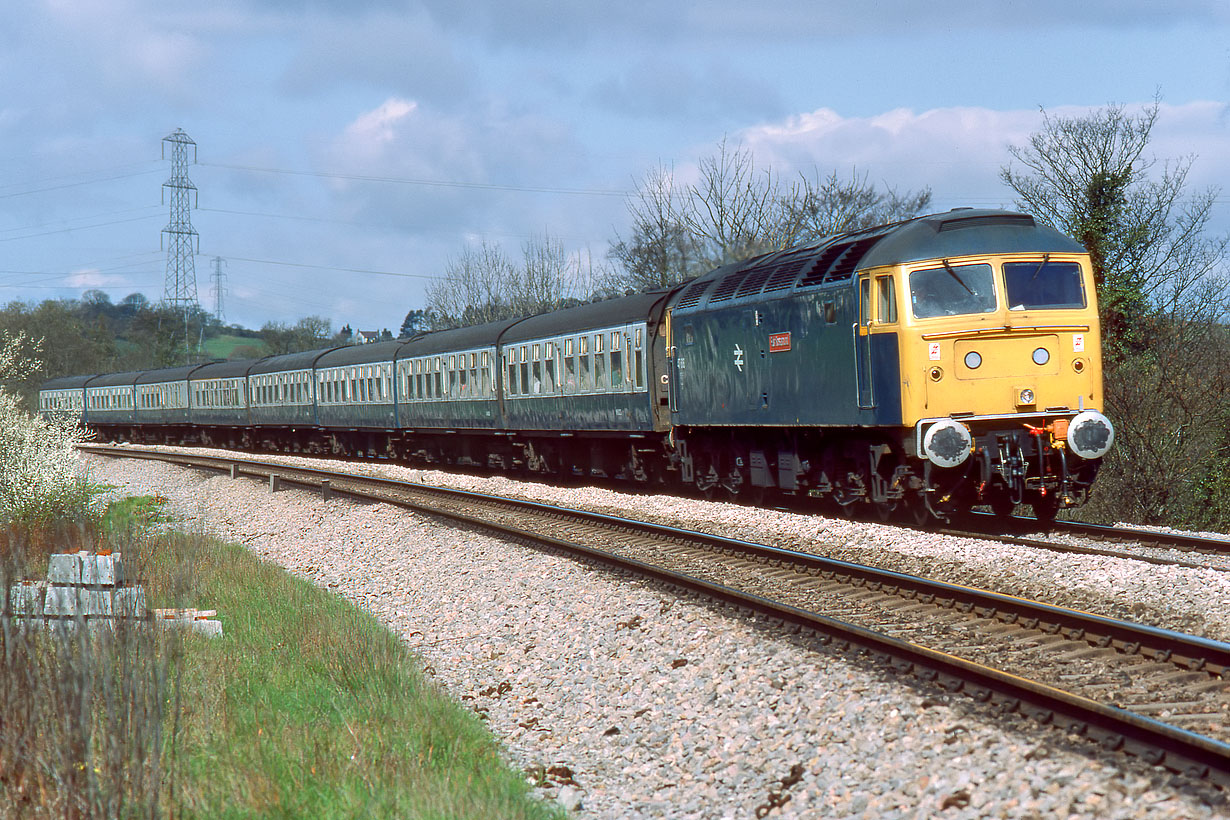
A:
[822,235,885,282]
[708,269,753,304]
[761,256,812,293]
[674,279,713,310]
[734,267,775,298]
[796,241,855,288]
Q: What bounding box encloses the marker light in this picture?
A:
[1018,389,1035,405]
[1032,347,1050,365]
[964,351,982,369]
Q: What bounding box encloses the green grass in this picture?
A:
[144,531,562,819]
[99,493,169,537]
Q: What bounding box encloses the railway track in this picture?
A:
[936,513,1230,573]
[81,443,1230,788]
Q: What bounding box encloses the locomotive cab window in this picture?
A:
[909,263,996,319]
[1003,260,1086,310]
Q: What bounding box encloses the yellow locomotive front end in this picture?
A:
[897,252,1113,519]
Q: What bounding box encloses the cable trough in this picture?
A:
[81,444,1230,788]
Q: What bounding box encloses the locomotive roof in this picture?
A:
[859,209,1085,268]
[670,209,1086,314]
[248,347,339,374]
[189,359,257,380]
[315,340,405,368]
[500,290,672,344]
[401,318,522,356]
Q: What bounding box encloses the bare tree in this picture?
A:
[424,242,517,329]
[785,169,932,239]
[687,138,794,266]
[424,234,595,329]
[607,141,932,294]
[608,163,703,293]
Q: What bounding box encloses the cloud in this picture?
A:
[734,101,1230,213]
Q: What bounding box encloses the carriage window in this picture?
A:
[635,349,644,390]
[520,361,530,394]
[910,263,996,318]
[580,354,591,391]
[594,334,603,353]
[544,357,556,392]
[580,336,588,355]
[531,360,542,394]
[564,355,577,392]
[610,350,623,389]
[594,351,607,390]
[859,277,872,325]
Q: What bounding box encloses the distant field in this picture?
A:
[203,333,265,360]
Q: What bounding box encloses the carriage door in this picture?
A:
[853,275,875,409]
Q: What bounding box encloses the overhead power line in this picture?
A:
[200,161,630,198]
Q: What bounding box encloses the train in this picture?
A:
[41,208,1114,521]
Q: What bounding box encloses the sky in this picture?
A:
[2,0,1229,334]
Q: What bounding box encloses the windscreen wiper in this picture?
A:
[1029,253,1051,281]
[941,259,974,295]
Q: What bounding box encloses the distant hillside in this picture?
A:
[202,334,266,361]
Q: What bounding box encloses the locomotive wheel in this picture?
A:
[903,494,931,526]
[872,499,898,522]
[1031,493,1060,526]
[989,490,1017,519]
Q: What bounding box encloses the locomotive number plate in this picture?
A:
[769,332,791,352]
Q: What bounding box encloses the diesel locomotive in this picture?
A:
[41,209,1114,521]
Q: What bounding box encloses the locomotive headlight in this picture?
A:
[1018,388,1035,405]
[963,351,982,369]
[922,419,973,468]
[1068,410,1115,460]
[1032,347,1050,365]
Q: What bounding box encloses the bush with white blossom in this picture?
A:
[0,333,95,526]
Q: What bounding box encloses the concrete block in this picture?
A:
[81,553,124,586]
[8,581,45,615]
[113,586,147,618]
[192,619,223,637]
[47,553,82,584]
[44,587,116,617]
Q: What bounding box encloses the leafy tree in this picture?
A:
[1001,100,1230,524]
[260,316,334,356]
[399,310,435,339]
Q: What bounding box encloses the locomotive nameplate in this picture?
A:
[769,332,791,353]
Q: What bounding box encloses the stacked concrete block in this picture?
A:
[3,550,220,637]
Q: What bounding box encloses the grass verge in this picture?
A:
[2,499,564,819]
[148,529,564,819]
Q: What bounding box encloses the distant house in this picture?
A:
[356,330,380,344]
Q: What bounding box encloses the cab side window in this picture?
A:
[876,275,897,324]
